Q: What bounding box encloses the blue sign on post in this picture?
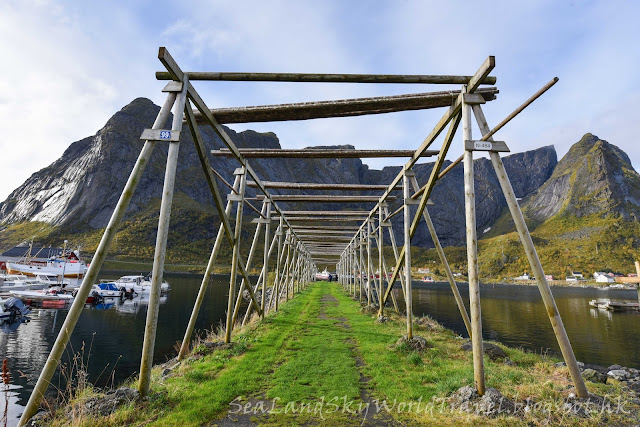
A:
[159,130,171,140]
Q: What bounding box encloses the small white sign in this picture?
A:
[473,141,492,150]
[159,130,171,140]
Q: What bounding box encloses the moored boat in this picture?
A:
[91,283,123,298]
[6,244,87,278]
[113,275,170,294]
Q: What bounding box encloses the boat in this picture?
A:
[514,273,531,280]
[0,274,47,291]
[6,246,87,278]
[91,283,123,298]
[113,275,170,293]
[0,297,31,321]
[11,288,74,303]
[421,276,434,282]
[315,269,331,281]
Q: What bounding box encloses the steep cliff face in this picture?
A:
[523,133,640,222]
[365,146,557,247]
[0,98,558,252]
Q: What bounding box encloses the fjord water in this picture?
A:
[399,282,640,368]
[1,276,639,425]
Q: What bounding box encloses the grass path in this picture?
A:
[56,281,638,426]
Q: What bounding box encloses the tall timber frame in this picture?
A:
[19,48,587,426]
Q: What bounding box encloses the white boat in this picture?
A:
[421,276,434,282]
[113,275,170,293]
[315,269,331,281]
[0,274,47,291]
[11,288,74,301]
[514,273,531,280]
[6,251,87,278]
[91,283,123,298]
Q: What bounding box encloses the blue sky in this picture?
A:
[1,0,639,201]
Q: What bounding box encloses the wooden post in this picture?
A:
[261,201,272,317]
[231,201,266,325]
[403,169,414,339]
[359,231,364,302]
[378,206,385,316]
[17,91,178,427]
[463,87,485,395]
[275,217,284,311]
[373,232,399,314]
[224,167,247,343]
[179,175,241,359]
[409,176,472,337]
[366,220,373,305]
[383,206,408,303]
[472,104,589,397]
[139,76,189,397]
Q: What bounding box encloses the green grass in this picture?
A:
[46,281,639,426]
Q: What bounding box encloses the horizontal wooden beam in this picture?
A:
[277,210,370,216]
[247,180,399,191]
[215,149,438,159]
[157,71,496,85]
[285,217,369,222]
[292,225,360,231]
[193,88,498,124]
[255,195,394,202]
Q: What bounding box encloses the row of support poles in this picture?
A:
[20,51,589,427]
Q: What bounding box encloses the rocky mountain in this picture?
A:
[523,133,640,222]
[0,97,569,260]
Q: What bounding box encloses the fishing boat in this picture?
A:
[5,242,87,278]
[113,275,170,294]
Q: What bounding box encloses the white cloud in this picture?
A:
[2,0,640,203]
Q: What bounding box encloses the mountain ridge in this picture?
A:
[1,99,638,278]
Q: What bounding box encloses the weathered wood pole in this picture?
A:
[139,77,189,396]
[359,231,365,302]
[409,176,472,337]
[403,169,414,339]
[383,206,408,303]
[231,201,267,325]
[224,167,247,343]
[373,232,399,314]
[366,221,372,305]
[472,104,588,397]
[261,201,272,317]
[179,175,241,359]
[462,88,485,395]
[17,91,178,427]
[283,230,292,301]
[378,206,385,316]
[275,217,284,311]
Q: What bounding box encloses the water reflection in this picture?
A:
[398,282,640,368]
[0,273,233,425]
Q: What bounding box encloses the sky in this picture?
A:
[1,0,639,202]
